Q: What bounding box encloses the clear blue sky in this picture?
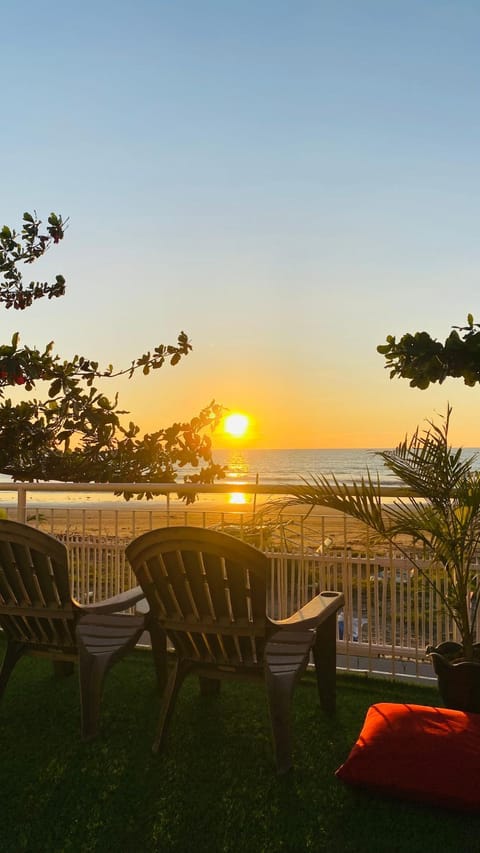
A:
[3,1,480,447]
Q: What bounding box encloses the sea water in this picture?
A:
[214,446,480,487]
[1,447,480,507]
[213,447,397,487]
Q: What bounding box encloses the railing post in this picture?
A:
[17,486,27,523]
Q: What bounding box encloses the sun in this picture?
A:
[223,412,250,438]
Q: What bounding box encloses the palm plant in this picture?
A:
[290,407,480,662]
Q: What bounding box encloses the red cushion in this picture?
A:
[336,703,480,811]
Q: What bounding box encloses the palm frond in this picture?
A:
[293,469,387,536]
[378,408,477,503]
[287,408,480,657]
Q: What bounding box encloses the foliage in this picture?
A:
[0,211,65,310]
[377,314,480,388]
[288,407,480,660]
[213,506,300,552]
[0,211,224,500]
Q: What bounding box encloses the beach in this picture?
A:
[6,491,374,556]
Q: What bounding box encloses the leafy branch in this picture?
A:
[0,211,66,309]
[377,314,480,389]
[0,331,193,392]
[0,211,225,500]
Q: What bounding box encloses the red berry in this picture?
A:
[15,375,26,385]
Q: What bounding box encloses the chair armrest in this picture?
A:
[268,590,345,632]
[81,585,146,614]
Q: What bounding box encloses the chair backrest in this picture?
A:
[0,520,76,651]
[126,526,270,667]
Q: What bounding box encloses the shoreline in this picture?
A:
[1,495,373,554]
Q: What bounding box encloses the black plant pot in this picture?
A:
[427,642,480,713]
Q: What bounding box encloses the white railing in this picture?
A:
[0,480,472,683]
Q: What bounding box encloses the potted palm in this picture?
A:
[289,407,480,712]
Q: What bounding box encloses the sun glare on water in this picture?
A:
[229,492,249,504]
[223,413,250,438]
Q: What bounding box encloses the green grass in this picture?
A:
[1,639,479,853]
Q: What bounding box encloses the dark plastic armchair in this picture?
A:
[126,525,344,773]
[0,520,147,739]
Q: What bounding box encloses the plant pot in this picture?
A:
[427,642,480,713]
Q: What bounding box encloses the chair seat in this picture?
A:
[76,613,145,658]
[265,629,314,677]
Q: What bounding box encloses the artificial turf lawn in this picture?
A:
[0,639,479,853]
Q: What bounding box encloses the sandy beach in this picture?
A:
[7,494,372,554]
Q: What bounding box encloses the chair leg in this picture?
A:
[199,676,221,695]
[152,659,190,754]
[78,649,112,741]
[0,641,25,700]
[147,618,168,692]
[265,669,296,774]
[312,613,337,714]
[53,660,75,677]
[75,612,145,740]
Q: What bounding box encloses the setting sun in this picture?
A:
[223,413,250,438]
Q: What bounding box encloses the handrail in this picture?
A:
[0,480,415,523]
[0,481,412,494]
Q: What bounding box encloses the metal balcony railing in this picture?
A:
[0,480,473,684]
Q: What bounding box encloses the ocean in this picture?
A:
[1,447,480,506]
[214,446,480,488]
[213,447,398,487]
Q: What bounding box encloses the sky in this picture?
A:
[2,0,480,449]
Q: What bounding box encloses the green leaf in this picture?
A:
[48,378,62,398]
